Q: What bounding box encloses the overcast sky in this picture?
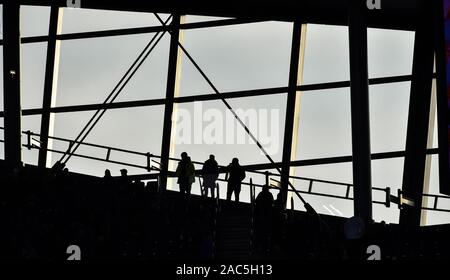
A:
[0,5,448,225]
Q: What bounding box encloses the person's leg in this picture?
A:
[179,183,185,194]
[187,183,192,195]
[235,185,241,202]
[226,184,233,201]
[204,184,209,197]
[210,186,215,199]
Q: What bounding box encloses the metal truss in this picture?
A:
[0,1,445,225]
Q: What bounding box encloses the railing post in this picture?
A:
[106,148,111,162]
[433,197,439,210]
[397,189,403,209]
[346,185,352,199]
[146,152,152,172]
[26,130,32,150]
[67,140,74,155]
[265,172,269,186]
[199,177,204,196]
[308,180,314,194]
[216,182,220,200]
[250,178,254,204]
[385,187,391,208]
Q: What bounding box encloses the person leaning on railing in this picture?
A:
[176,152,195,195]
[201,155,219,198]
[225,158,246,202]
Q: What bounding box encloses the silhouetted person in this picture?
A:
[255,185,274,214]
[225,158,245,202]
[146,181,158,195]
[176,152,195,195]
[104,169,112,180]
[119,169,131,191]
[201,155,219,198]
[272,191,286,246]
[254,184,274,254]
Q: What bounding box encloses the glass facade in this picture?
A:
[0,5,447,225]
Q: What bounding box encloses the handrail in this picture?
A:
[1,128,450,214]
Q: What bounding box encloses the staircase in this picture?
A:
[215,201,253,260]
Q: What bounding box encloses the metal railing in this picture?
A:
[1,127,450,213]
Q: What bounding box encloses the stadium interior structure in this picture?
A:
[0,0,450,260]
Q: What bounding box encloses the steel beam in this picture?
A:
[0,0,424,31]
[38,7,63,168]
[2,2,22,168]
[0,18,269,46]
[160,14,183,189]
[420,72,437,226]
[0,74,419,118]
[399,6,435,226]
[280,21,305,207]
[433,0,450,196]
[348,0,373,222]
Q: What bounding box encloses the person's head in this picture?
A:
[209,154,215,161]
[276,192,283,201]
[262,184,269,192]
[181,152,188,160]
[232,158,239,165]
[120,169,128,177]
[104,169,111,177]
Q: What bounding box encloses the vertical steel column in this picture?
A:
[420,71,437,226]
[348,0,373,222]
[399,7,435,226]
[2,2,22,168]
[160,14,182,189]
[280,21,304,206]
[433,0,450,196]
[38,7,63,168]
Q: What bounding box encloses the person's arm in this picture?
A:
[225,166,229,181]
[213,163,219,179]
[175,163,180,176]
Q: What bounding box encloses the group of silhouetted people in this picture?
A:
[175,152,246,202]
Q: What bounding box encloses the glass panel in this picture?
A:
[295,88,352,160]
[184,15,233,24]
[21,42,47,109]
[0,5,2,40]
[424,155,450,225]
[302,24,350,84]
[291,163,353,216]
[369,82,410,153]
[21,115,41,166]
[367,28,415,78]
[179,21,292,96]
[61,9,169,34]
[20,5,50,38]
[371,158,404,224]
[0,46,3,111]
[56,34,169,107]
[51,106,164,176]
[171,94,286,189]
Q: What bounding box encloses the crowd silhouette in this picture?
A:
[0,155,449,260]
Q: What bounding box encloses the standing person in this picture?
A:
[225,158,246,202]
[201,155,219,198]
[176,152,195,195]
[254,184,274,254]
